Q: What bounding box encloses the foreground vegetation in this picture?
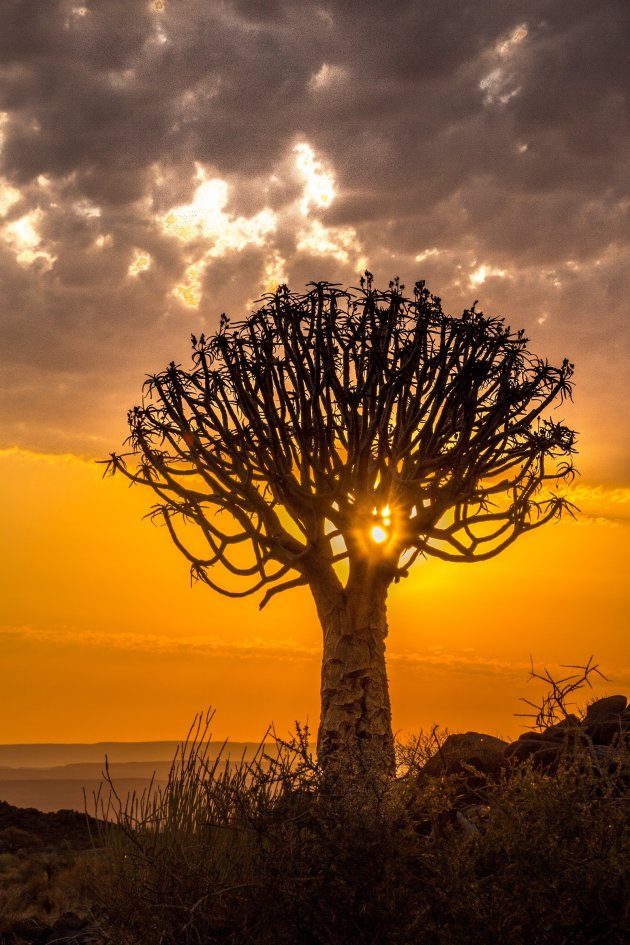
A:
[0,806,100,943]
[2,677,628,945]
[90,717,629,945]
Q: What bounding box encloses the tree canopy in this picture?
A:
[108,276,577,604]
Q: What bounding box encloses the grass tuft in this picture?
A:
[89,711,630,945]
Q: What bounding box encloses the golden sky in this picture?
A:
[1,447,628,744]
[0,3,629,745]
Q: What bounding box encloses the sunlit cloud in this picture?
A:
[106,68,137,89]
[0,624,320,662]
[0,177,20,215]
[262,250,288,292]
[568,485,630,506]
[2,208,56,269]
[174,262,202,307]
[415,247,440,263]
[158,142,363,308]
[5,621,628,690]
[575,516,621,528]
[309,63,347,92]
[480,23,528,105]
[294,142,336,215]
[128,252,152,276]
[390,648,630,692]
[388,650,530,676]
[163,171,277,250]
[0,446,95,468]
[479,69,521,106]
[296,218,363,266]
[469,263,509,287]
[496,23,528,58]
[73,198,101,218]
[557,482,630,527]
[149,1,169,44]
[161,167,279,307]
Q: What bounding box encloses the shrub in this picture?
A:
[92,713,630,945]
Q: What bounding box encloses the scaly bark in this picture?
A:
[309,567,395,775]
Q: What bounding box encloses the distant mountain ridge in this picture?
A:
[0,741,266,812]
[0,740,263,768]
[0,760,176,780]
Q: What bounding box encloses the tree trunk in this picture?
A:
[309,569,395,777]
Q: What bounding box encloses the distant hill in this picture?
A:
[0,799,99,849]
[0,741,267,813]
[0,778,169,814]
[0,741,264,768]
[0,760,175,780]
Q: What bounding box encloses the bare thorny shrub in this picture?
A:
[90,668,629,945]
[516,654,609,729]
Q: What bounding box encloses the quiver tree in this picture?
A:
[106,275,577,775]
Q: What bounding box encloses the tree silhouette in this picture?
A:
[106,275,577,774]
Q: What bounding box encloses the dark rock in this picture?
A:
[423,732,509,775]
[506,733,583,769]
[516,730,544,742]
[507,743,564,770]
[505,738,548,763]
[530,745,565,770]
[587,744,615,766]
[540,714,581,740]
[583,695,629,745]
[52,911,86,932]
[584,695,627,724]
[585,719,626,746]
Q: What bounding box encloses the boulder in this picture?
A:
[584,695,627,724]
[423,732,509,776]
[505,737,549,764]
[505,741,563,770]
[583,695,629,745]
[515,730,544,742]
[585,719,627,746]
[540,714,581,740]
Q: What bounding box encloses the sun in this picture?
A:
[370,505,392,544]
[370,524,389,544]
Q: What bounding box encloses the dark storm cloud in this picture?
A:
[0,0,628,475]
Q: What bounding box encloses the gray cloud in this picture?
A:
[0,0,628,476]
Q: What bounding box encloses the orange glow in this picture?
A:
[370,504,393,543]
[0,448,628,745]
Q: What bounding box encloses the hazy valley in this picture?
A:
[0,742,263,812]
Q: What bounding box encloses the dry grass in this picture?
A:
[89,713,630,945]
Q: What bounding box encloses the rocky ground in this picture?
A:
[0,803,103,944]
[422,693,630,776]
